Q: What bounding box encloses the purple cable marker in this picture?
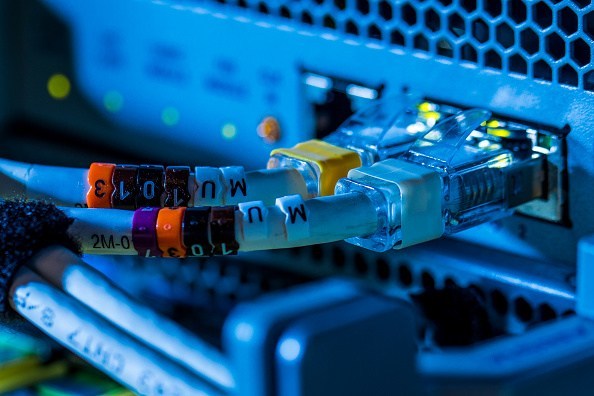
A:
[132,207,162,257]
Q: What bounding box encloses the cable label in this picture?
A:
[276,195,310,241]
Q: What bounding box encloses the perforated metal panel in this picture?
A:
[209,0,594,91]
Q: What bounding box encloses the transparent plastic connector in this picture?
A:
[268,96,446,199]
[336,109,547,252]
[324,94,441,166]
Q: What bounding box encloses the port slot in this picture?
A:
[301,70,384,139]
[423,98,570,226]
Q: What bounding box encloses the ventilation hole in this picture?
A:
[571,39,591,67]
[345,20,359,36]
[421,271,435,289]
[314,0,324,4]
[257,2,269,14]
[323,15,337,29]
[301,11,313,25]
[460,0,477,13]
[533,2,553,29]
[508,0,527,24]
[484,0,502,17]
[437,39,454,58]
[534,60,552,81]
[444,277,457,287]
[559,7,578,35]
[491,289,508,315]
[402,4,417,26]
[332,246,346,268]
[554,69,577,87]
[311,244,324,262]
[472,19,489,43]
[448,13,465,37]
[354,252,368,274]
[379,0,393,21]
[390,30,405,46]
[438,0,453,5]
[575,0,591,9]
[279,6,291,19]
[237,0,248,8]
[559,64,578,87]
[520,28,539,55]
[514,297,534,322]
[375,258,390,281]
[538,303,557,322]
[398,264,413,287]
[368,24,382,40]
[260,277,271,291]
[334,0,346,11]
[546,33,565,60]
[216,0,225,4]
[496,23,514,49]
[586,12,594,40]
[509,54,527,74]
[461,43,478,62]
[584,70,594,91]
[357,0,370,15]
[414,34,429,51]
[485,50,502,69]
[425,9,440,32]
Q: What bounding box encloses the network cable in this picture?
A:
[0,200,234,395]
[2,108,546,259]
[0,96,442,209]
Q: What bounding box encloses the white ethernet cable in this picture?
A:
[2,108,546,256]
[10,268,223,396]
[0,158,307,208]
[60,191,378,256]
[0,95,442,209]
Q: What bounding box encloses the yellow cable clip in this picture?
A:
[270,139,361,196]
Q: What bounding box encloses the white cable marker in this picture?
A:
[221,166,248,205]
[275,195,311,241]
[0,158,88,206]
[237,201,269,241]
[10,270,222,396]
[196,166,309,206]
[194,167,225,206]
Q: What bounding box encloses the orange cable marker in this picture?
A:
[86,163,116,208]
[156,207,187,258]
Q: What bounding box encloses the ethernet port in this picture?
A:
[302,71,383,139]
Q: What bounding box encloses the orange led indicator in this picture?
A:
[257,116,281,143]
[87,163,116,208]
[156,207,187,258]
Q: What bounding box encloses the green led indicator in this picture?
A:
[103,91,124,113]
[222,123,237,140]
[161,107,180,126]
